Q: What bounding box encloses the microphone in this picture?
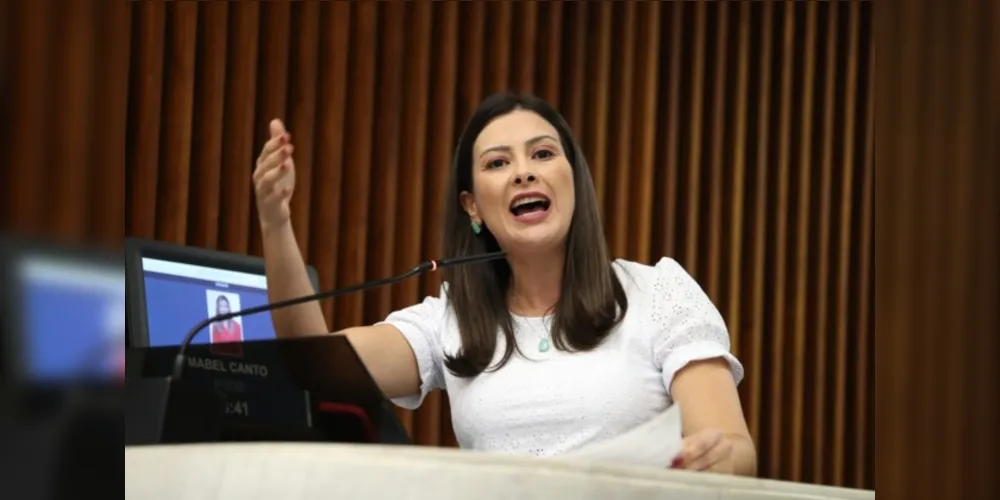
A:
[170,251,507,379]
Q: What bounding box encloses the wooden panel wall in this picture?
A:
[2,0,874,490]
[876,0,1000,497]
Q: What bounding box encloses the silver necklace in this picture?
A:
[509,295,554,352]
[520,315,552,353]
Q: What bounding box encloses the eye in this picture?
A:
[485,157,508,169]
[533,148,556,160]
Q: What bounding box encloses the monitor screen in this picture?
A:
[140,257,278,347]
[16,254,124,381]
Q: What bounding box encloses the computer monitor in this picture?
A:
[125,238,320,348]
[0,236,124,382]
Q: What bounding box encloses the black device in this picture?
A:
[124,237,320,349]
[0,235,124,385]
[0,235,122,500]
[126,250,508,447]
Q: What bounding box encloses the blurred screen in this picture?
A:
[18,256,124,380]
[141,258,277,347]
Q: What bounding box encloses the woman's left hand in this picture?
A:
[671,428,734,473]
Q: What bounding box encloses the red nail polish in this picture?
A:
[670,457,683,468]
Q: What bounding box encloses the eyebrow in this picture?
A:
[478,134,560,158]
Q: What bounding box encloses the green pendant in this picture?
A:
[538,338,550,352]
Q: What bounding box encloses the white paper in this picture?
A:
[559,403,683,468]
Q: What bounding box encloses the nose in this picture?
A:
[513,173,536,185]
[510,151,537,185]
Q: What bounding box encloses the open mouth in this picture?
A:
[509,194,552,217]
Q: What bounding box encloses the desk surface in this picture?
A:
[126,442,875,500]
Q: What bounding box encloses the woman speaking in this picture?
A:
[251,93,756,476]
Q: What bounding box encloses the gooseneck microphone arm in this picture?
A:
[170,251,507,380]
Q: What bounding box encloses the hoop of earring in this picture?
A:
[471,220,482,235]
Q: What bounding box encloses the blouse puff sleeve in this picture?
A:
[374,285,449,410]
[649,258,745,397]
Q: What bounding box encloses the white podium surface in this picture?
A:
[125,443,875,500]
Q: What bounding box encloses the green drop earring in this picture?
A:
[471,220,482,235]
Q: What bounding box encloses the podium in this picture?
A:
[125,335,409,446]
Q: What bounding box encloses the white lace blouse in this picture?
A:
[376,257,744,456]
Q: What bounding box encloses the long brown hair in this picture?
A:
[442,93,628,378]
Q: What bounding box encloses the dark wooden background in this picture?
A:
[3,0,877,490]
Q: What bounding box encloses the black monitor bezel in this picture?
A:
[124,237,320,348]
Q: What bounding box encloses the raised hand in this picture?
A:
[252,119,296,229]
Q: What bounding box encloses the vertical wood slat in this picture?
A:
[511,1,538,95]
[156,1,198,244]
[217,3,260,254]
[767,0,797,478]
[126,1,166,239]
[489,2,513,95]
[682,1,707,273]
[5,0,52,234]
[812,0,839,485]
[833,0,862,486]
[537,1,563,108]
[560,1,587,136]
[585,1,613,211]
[790,1,818,482]
[0,0,877,488]
[724,0,751,361]
[705,0,729,303]
[90,0,132,245]
[853,45,874,488]
[50,0,96,241]
[455,1,485,142]
[607,2,637,258]
[629,0,661,264]
[746,0,774,460]
[187,2,228,250]
[659,0,684,261]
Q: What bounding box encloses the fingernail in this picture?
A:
[670,457,683,468]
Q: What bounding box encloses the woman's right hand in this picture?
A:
[253,119,296,230]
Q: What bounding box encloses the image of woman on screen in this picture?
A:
[210,294,243,343]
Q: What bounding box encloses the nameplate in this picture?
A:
[185,356,270,378]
